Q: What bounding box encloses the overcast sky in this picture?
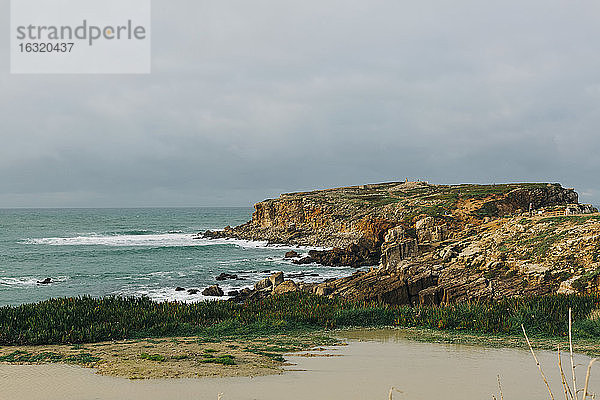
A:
[1,0,600,207]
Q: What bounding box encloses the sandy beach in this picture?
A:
[1,329,598,400]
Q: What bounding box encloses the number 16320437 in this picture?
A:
[18,42,74,53]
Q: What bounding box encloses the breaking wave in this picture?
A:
[22,234,269,248]
[22,233,329,251]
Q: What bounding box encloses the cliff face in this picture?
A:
[314,213,600,305]
[209,181,580,248]
[202,181,600,305]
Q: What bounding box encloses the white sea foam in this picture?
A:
[116,283,247,303]
[22,233,273,249]
[23,233,332,252]
[0,276,69,287]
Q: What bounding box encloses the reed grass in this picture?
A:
[1,293,600,346]
[512,309,598,400]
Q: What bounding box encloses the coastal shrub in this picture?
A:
[0,293,599,346]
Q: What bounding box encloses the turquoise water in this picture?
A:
[0,208,358,307]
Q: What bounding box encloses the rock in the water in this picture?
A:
[175,287,186,291]
[273,280,299,295]
[293,256,316,265]
[294,242,381,268]
[227,290,240,297]
[187,289,199,295]
[37,278,52,284]
[287,272,319,279]
[202,285,224,297]
[284,250,300,258]
[216,273,238,281]
[269,272,284,287]
[254,277,272,290]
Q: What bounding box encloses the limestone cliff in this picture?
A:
[201,181,600,305]
[205,181,579,249]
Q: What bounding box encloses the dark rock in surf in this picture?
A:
[284,250,300,259]
[287,272,319,279]
[37,278,52,284]
[187,289,199,295]
[216,273,238,281]
[175,287,186,292]
[293,256,316,265]
[202,285,224,297]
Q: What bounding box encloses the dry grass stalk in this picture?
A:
[522,324,555,400]
[583,358,600,399]
[497,375,504,400]
[570,308,579,399]
[558,345,575,400]
[388,386,403,400]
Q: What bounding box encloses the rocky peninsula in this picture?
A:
[200,181,600,305]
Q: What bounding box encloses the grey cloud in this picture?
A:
[1,0,600,207]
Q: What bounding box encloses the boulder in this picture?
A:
[187,289,199,295]
[269,272,284,287]
[37,278,52,284]
[175,287,186,292]
[293,256,316,265]
[314,286,333,296]
[284,250,300,258]
[273,280,299,295]
[202,285,224,297]
[254,278,272,291]
[227,290,239,297]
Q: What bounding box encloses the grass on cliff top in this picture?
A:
[2,293,600,346]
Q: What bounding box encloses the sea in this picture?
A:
[0,208,361,307]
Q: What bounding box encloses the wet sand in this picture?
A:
[1,329,598,400]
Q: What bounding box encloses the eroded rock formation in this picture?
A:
[202,181,600,305]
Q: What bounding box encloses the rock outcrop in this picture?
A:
[205,181,599,305]
[202,285,224,297]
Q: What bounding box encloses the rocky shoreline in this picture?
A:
[196,181,600,305]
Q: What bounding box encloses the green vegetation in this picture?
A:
[513,230,568,261]
[572,268,600,292]
[2,293,600,347]
[540,215,600,224]
[0,350,100,364]
[200,354,235,365]
[452,183,550,199]
[139,353,167,362]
